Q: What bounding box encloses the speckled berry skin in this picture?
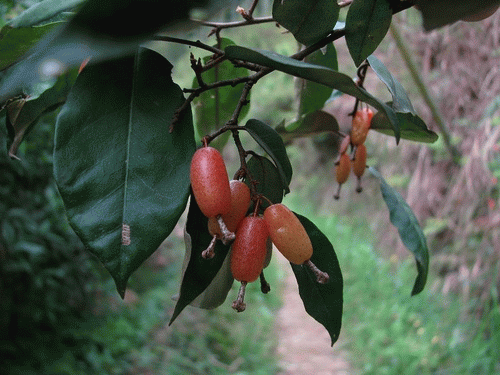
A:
[230,216,269,282]
[190,146,231,218]
[350,108,373,146]
[353,144,367,178]
[208,180,251,236]
[336,153,351,184]
[264,203,313,265]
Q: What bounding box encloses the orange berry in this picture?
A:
[350,108,373,146]
[190,146,231,218]
[208,180,251,236]
[336,153,351,184]
[352,144,367,178]
[263,203,313,265]
[338,134,351,155]
[230,216,269,283]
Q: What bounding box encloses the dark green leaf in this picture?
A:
[367,55,415,114]
[244,119,292,192]
[193,38,249,150]
[345,0,392,66]
[368,167,429,295]
[299,44,338,116]
[170,196,231,323]
[244,155,284,210]
[371,110,438,143]
[272,0,340,46]
[0,0,220,103]
[7,68,79,157]
[6,0,84,28]
[277,110,339,142]
[292,213,343,346]
[0,22,62,71]
[415,0,500,30]
[224,45,401,142]
[54,48,195,295]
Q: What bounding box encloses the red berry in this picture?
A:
[230,216,269,283]
[350,108,373,146]
[208,180,251,236]
[352,144,367,178]
[190,146,231,218]
[336,153,351,184]
[263,203,313,265]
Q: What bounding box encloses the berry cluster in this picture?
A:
[334,107,373,199]
[190,145,329,312]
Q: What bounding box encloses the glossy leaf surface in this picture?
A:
[54,48,195,295]
[345,0,392,66]
[291,213,343,346]
[170,196,231,323]
[368,167,429,296]
[244,119,292,192]
[245,155,284,211]
[277,110,339,142]
[273,0,340,46]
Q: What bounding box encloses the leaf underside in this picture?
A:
[54,47,195,295]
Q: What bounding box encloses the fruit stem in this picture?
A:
[355,176,363,193]
[305,260,330,284]
[259,272,271,294]
[202,235,217,259]
[334,185,342,200]
[217,215,235,245]
[232,281,247,312]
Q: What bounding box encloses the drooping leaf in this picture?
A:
[414,0,500,30]
[192,38,249,150]
[345,0,392,67]
[224,45,401,142]
[244,119,292,192]
[367,55,415,114]
[54,48,195,296]
[368,167,429,296]
[371,110,438,143]
[0,22,62,72]
[7,67,79,158]
[291,213,343,346]
[272,0,340,46]
[299,44,338,116]
[6,0,84,28]
[0,0,220,103]
[277,110,339,142]
[170,196,231,324]
[244,155,284,211]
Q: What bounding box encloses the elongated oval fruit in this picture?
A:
[190,146,231,218]
[353,144,367,178]
[263,203,313,265]
[350,108,373,146]
[230,216,269,282]
[336,153,351,184]
[208,180,251,236]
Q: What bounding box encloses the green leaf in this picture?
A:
[7,67,79,158]
[299,44,338,116]
[368,167,429,296]
[367,55,415,114]
[414,0,500,30]
[0,0,219,103]
[6,0,84,28]
[278,110,339,142]
[345,0,392,66]
[170,196,231,324]
[192,38,249,150]
[244,155,284,211]
[371,110,438,143]
[0,22,62,72]
[244,119,292,192]
[54,48,195,295]
[272,0,340,46]
[224,45,401,142]
[291,213,343,346]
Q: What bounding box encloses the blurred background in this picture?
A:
[1,1,499,374]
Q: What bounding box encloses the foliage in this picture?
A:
[1,0,498,350]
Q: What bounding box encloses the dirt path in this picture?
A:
[275,258,351,375]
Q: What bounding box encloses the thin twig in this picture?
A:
[152,36,223,55]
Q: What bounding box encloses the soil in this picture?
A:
[275,258,351,375]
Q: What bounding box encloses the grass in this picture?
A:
[284,193,500,375]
